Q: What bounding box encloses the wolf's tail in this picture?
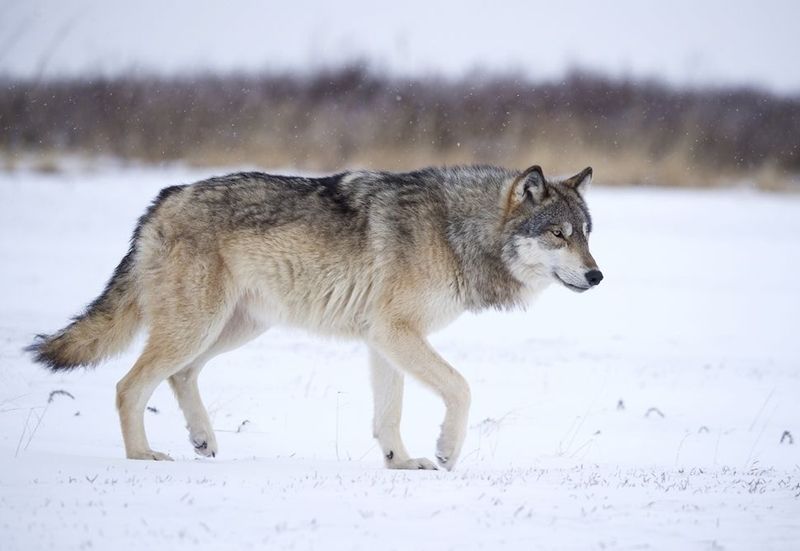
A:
[27,249,142,371]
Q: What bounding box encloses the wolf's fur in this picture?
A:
[28,164,601,469]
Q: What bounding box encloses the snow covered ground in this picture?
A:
[1,166,798,550]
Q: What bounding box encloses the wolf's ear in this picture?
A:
[508,165,547,206]
[564,167,592,195]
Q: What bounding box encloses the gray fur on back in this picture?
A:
[152,165,581,312]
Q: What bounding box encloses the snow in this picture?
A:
[1,166,798,550]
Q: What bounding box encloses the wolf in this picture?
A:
[27,164,602,470]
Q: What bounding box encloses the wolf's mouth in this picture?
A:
[553,273,590,293]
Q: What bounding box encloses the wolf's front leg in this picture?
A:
[369,326,471,471]
[369,348,438,470]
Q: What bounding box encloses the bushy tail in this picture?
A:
[27,249,142,371]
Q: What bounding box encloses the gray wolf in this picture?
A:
[27,164,602,470]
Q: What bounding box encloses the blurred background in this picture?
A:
[1,0,799,189]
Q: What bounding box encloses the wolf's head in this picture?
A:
[501,165,602,293]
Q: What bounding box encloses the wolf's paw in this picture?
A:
[190,432,218,458]
[388,457,439,470]
[128,449,174,461]
[435,453,453,470]
[435,435,462,471]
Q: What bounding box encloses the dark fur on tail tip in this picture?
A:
[25,333,88,372]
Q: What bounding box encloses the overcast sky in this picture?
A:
[2,0,798,94]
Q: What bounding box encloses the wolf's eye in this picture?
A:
[551,229,564,238]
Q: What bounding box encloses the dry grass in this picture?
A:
[2,68,798,189]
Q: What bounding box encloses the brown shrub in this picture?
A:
[1,67,798,188]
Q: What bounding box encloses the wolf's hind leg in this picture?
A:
[369,348,437,470]
[169,305,268,458]
[116,327,222,461]
[116,283,236,460]
[370,325,471,471]
[168,366,215,458]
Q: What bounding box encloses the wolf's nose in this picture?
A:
[585,270,604,286]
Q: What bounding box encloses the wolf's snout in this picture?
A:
[585,269,604,287]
